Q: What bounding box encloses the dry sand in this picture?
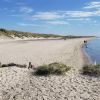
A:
[0,38,100,100]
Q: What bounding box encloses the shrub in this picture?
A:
[34,62,71,76]
[82,64,100,77]
[35,65,50,75]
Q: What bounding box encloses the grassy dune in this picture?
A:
[0,28,62,39]
[0,28,94,39]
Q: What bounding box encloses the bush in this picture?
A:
[82,64,100,77]
[34,62,71,76]
[35,65,50,75]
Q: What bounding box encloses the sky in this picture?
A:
[0,0,100,36]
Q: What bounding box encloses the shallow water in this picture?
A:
[85,38,100,64]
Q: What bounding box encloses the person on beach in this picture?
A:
[84,40,87,48]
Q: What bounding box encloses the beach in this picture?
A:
[0,38,100,100]
[0,38,90,67]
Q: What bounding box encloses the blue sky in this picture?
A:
[0,0,100,36]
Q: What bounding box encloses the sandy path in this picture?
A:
[0,38,100,100]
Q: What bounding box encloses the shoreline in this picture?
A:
[81,38,94,66]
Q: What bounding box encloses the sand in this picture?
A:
[0,38,100,100]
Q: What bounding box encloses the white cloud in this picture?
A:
[9,1,100,24]
[47,21,68,25]
[65,11,94,17]
[32,11,94,20]
[20,7,33,13]
[10,14,24,17]
[18,23,28,26]
[31,10,99,20]
[95,10,100,15]
[11,9,100,21]
[64,8,100,18]
[17,23,47,27]
[84,2,100,9]
[67,18,91,21]
[32,12,64,20]
[18,23,39,27]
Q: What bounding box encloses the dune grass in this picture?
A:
[34,62,71,76]
[0,28,94,39]
[0,28,62,39]
[82,64,100,77]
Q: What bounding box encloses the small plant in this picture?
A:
[82,64,100,77]
[34,62,71,76]
[35,65,50,75]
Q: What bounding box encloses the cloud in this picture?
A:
[20,7,33,13]
[32,12,64,20]
[8,1,100,24]
[47,21,68,25]
[10,14,24,17]
[95,10,100,15]
[30,3,100,20]
[18,23,39,26]
[65,11,94,18]
[32,11,94,20]
[17,23,47,27]
[67,18,91,21]
[31,10,99,20]
[64,8,100,18]
[84,2,100,9]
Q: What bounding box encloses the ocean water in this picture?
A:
[84,38,100,64]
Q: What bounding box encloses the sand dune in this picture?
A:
[0,38,100,100]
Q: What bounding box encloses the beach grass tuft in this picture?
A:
[34,62,71,76]
[82,64,100,77]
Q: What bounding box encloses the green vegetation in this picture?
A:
[0,28,94,39]
[34,62,71,76]
[82,64,100,77]
[0,28,62,39]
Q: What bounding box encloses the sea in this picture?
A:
[84,38,100,64]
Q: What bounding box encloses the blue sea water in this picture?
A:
[85,38,100,64]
